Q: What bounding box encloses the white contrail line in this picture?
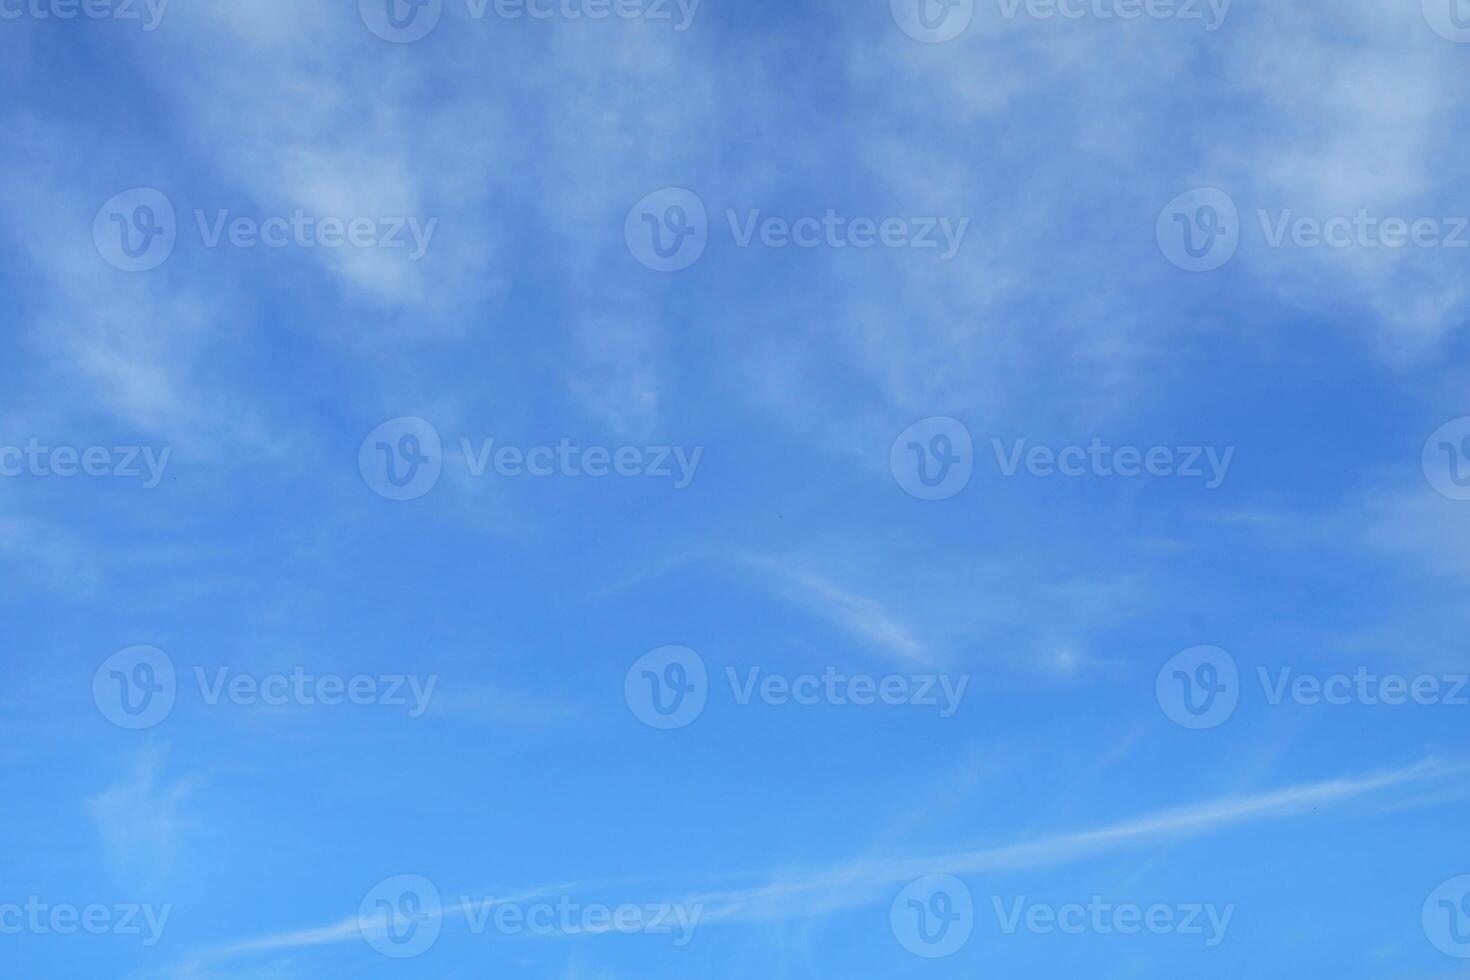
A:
[183,757,1459,972]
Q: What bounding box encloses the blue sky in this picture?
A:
[4,0,1470,976]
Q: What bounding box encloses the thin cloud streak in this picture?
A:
[187,758,1457,971]
[681,757,1458,924]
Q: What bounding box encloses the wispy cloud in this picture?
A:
[187,757,1458,971]
[737,557,929,665]
[87,743,196,886]
[678,757,1459,924]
